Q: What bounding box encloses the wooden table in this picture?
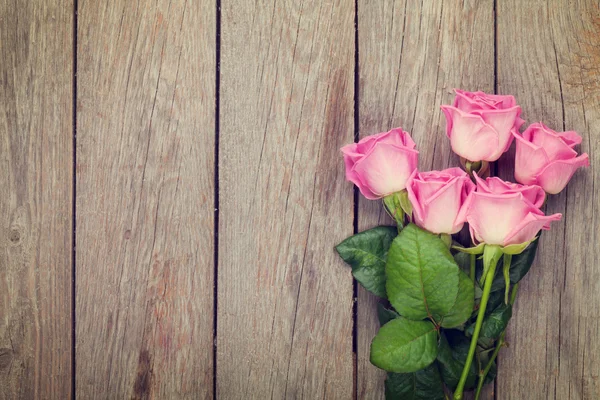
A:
[1,1,598,399]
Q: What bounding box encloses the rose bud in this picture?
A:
[341,128,419,200]
[441,89,524,162]
[513,122,590,194]
[406,168,475,234]
[459,176,561,246]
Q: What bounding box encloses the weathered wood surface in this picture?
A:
[217,0,355,398]
[1,0,599,399]
[76,0,215,398]
[0,1,73,399]
[496,1,600,399]
[357,1,495,398]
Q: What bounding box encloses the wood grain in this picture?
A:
[76,0,215,398]
[217,0,354,398]
[357,1,494,398]
[496,1,600,398]
[0,0,73,398]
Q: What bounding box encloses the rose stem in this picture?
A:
[453,246,501,400]
[474,283,520,400]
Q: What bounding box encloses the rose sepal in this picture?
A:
[452,242,485,255]
[501,237,536,255]
[383,190,412,229]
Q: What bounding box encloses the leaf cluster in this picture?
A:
[336,224,539,398]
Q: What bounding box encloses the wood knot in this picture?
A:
[9,228,21,244]
[132,349,153,399]
[0,348,13,370]
[124,230,132,240]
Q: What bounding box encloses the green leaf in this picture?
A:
[377,303,400,326]
[440,270,475,328]
[480,304,512,339]
[477,345,498,384]
[370,317,438,373]
[436,331,477,390]
[453,251,471,276]
[385,364,445,400]
[467,291,506,336]
[336,226,397,298]
[491,239,539,292]
[386,224,460,321]
[470,287,503,321]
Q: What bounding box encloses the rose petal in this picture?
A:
[473,106,521,160]
[491,94,517,109]
[513,131,550,185]
[454,89,493,112]
[353,142,418,197]
[503,212,562,246]
[406,169,423,218]
[441,106,500,161]
[416,176,465,234]
[372,127,417,149]
[528,124,578,161]
[558,130,583,147]
[535,154,590,194]
[407,172,450,220]
[343,157,379,200]
[474,174,546,208]
[466,192,532,245]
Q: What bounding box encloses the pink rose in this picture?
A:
[406,168,475,234]
[459,176,562,246]
[441,89,524,162]
[513,122,590,194]
[341,128,419,200]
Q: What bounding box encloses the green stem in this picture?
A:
[474,283,521,400]
[510,282,520,305]
[470,253,476,282]
[503,254,512,304]
[453,246,502,400]
[474,332,505,400]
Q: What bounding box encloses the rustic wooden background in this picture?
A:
[1,0,598,399]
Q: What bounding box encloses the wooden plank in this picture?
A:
[76,1,215,398]
[496,1,600,398]
[357,1,494,398]
[0,0,73,398]
[217,0,354,398]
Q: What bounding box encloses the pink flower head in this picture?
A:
[341,128,419,200]
[460,176,562,246]
[406,168,475,234]
[441,89,525,162]
[513,122,590,194]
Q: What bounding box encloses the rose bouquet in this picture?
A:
[336,90,590,399]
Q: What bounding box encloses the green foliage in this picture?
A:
[436,331,477,390]
[480,304,512,339]
[377,303,399,326]
[385,364,445,400]
[386,224,471,324]
[335,223,528,396]
[335,226,397,298]
[370,317,438,373]
[440,271,475,328]
[453,251,472,276]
